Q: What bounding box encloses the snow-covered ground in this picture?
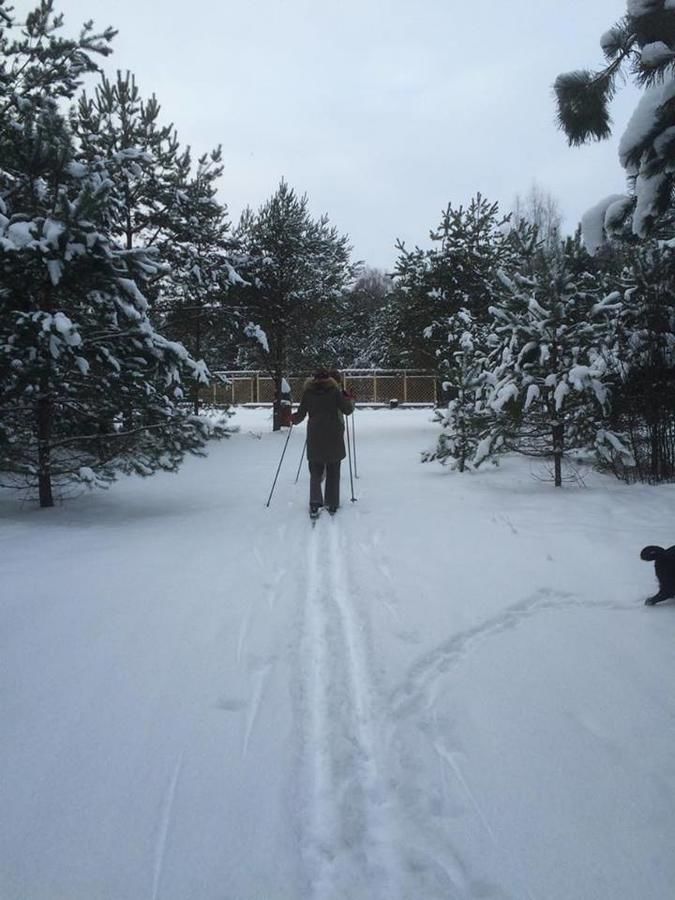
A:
[1,407,675,900]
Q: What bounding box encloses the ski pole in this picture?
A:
[294,438,307,484]
[345,414,357,502]
[266,424,294,507]
[351,403,358,478]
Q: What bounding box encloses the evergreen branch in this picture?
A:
[45,421,173,450]
[554,37,635,146]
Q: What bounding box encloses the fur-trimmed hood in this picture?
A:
[303,375,340,393]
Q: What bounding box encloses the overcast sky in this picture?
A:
[16,0,638,269]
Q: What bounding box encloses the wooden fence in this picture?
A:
[205,370,438,405]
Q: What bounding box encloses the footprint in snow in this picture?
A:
[216,697,246,712]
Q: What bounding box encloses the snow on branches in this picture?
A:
[0,4,233,505]
[556,1,675,248]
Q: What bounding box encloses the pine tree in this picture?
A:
[485,252,611,486]
[233,180,353,429]
[390,195,515,374]
[157,147,243,412]
[598,239,675,481]
[0,3,228,507]
[422,309,496,471]
[73,69,243,415]
[0,0,116,113]
[72,70,190,253]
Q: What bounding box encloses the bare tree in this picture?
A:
[512,183,563,253]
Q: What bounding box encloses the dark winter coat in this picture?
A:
[292,376,354,463]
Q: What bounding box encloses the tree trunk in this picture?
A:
[37,376,54,508]
[552,419,564,488]
[193,315,201,416]
[272,334,284,431]
[272,369,282,431]
[457,376,466,473]
[649,424,660,482]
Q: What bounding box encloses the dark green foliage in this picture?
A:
[550,4,675,484]
[389,194,515,371]
[554,70,616,145]
[0,0,116,110]
[156,147,242,409]
[72,70,189,252]
[484,250,612,485]
[73,69,241,413]
[599,241,675,482]
[422,310,496,471]
[555,6,675,238]
[0,2,230,506]
[600,20,632,61]
[554,14,634,147]
[232,180,354,428]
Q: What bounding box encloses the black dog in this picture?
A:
[641,545,675,605]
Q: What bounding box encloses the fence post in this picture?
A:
[403,372,408,404]
[231,379,235,405]
[374,371,378,404]
[255,372,260,403]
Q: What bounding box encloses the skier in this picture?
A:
[292,368,354,518]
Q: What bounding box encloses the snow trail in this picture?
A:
[4,409,675,900]
[326,518,401,898]
[301,523,335,895]
[298,514,400,900]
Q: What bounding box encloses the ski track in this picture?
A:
[432,736,539,900]
[265,566,287,611]
[299,514,400,900]
[297,505,636,898]
[242,660,272,758]
[302,523,333,896]
[151,751,184,900]
[434,738,499,847]
[236,611,251,665]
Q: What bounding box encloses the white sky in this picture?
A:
[14,0,638,269]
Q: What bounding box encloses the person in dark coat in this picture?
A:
[292,369,354,515]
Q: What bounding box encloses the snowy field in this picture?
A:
[1,407,675,900]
